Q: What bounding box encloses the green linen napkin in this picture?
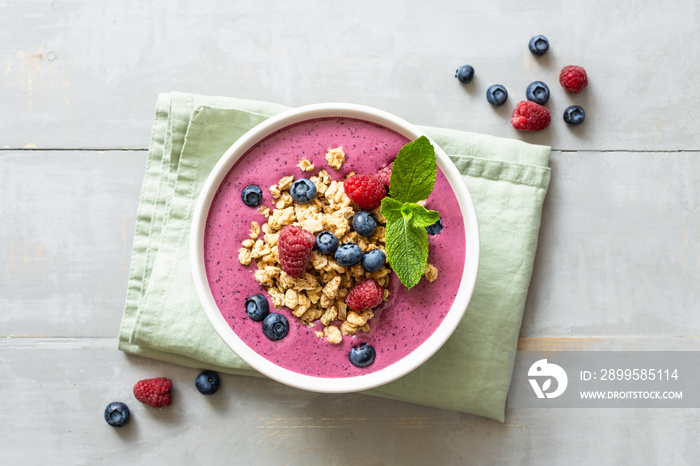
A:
[118,91,550,422]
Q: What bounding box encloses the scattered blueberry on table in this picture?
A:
[526,81,550,105]
[455,64,475,84]
[563,105,586,125]
[241,185,263,207]
[528,35,550,56]
[486,84,508,106]
[104,401,130,427]
[195,370,221,395]
[349,343,376,368]
[245,294,270,321]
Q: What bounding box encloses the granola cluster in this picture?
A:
[238,148,391,344]
[237,147,438,345]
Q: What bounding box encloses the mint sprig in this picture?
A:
[399,203,440,228]
[380,136,440,289]
[384,215,429,289]
[388,136,437,203]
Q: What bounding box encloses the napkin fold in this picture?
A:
[118,92,550,422]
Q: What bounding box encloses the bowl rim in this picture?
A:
[190,102,480,393]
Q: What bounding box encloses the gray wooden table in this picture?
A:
[2,1,699,464]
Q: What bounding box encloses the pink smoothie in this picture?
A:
[204,117,465,377]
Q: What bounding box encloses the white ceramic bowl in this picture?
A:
[191,103,480,393]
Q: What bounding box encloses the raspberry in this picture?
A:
[559,65,588,93]
[133,377,172,408]
[376,163,393,188]
[511,101,551,132]
[345,279,384,311]
[278,225,315,278]
[344,174,386,209]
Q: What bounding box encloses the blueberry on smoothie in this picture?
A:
[361,249,386,273]
[486,85,508,106]
[425,218,443,235]
[241,185,263,207]
[262,313,289,341]
[315,231,339,255]
[335,243,363,267]
[104,402,130,427]
[245,294,270,321]
[290,178,317,204]
[195,370,220,395]
[349,343,376,368]
[352,211,377,237]
[526,81,550,105]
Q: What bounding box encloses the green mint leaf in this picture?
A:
[380,197,404,222]
[400,203,440,228]
[382,137,440,289]
[389,135,437,203]
[385,216,429,290]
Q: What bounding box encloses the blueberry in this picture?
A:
[290,178,317,204]
[262,313,289,341]
[563,105,585,125]
[425,218,443,235]
[335,243,363,267]
[528,35,550,56]
[241,185,263,207]
[526,81,550,105]
[104,401,130,427]
[361,249,386,273]
[455,65,474,84]
[195,370,220,395]
[486,84,508,106]
[349,343,376,368]
[315,231,339,255]
[352,211,377,237]
[245,294,269,321]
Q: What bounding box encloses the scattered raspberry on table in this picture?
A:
[559,65,588,93]
[511,101,551,132]
[133,377,173,408]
